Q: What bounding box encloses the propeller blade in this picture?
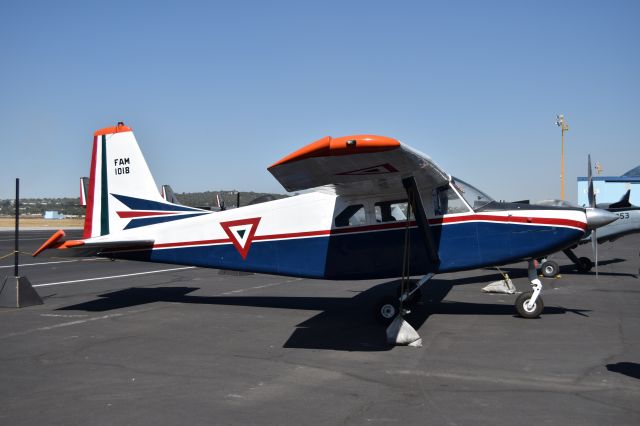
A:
[592,228,598,278]
[588,154,595,208]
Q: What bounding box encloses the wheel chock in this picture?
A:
[386,316,422,347]
[481,278,516,294]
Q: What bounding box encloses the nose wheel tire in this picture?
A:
[515,291,544,318]
[540,260,559,277]
[375,296,399,325]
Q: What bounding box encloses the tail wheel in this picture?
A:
[540,260,559,277]
[375,296,399,325]
[576,257,593,272]
[515,291,544,318]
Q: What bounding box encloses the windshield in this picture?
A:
[451,177,494,210]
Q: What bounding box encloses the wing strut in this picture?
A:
[402,176,439,265]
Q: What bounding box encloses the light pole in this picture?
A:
[555,114,569,200]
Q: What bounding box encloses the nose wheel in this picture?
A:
[516,260,544,318]
[515,291,544,318]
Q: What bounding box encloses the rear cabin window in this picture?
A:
[375,200,414,223]
[335,204,367,227]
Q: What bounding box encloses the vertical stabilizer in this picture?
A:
[83,123,165,238]
[161,185,182,205]
[80,177,88,207]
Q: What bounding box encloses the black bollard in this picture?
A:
[0,178,43,307]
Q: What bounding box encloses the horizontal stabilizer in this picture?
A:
[33,230,154,257]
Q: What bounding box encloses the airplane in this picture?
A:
[34,122,618,326]
[534,157,640,277]
[160,184,182,205]
[160,184,230,211]
[79,177,89,207]
[536,190,639,276]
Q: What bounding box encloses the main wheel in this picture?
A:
[540,260,559,277]
[576,257,593,272]
[375,296,399,325]
[515,291,544,318]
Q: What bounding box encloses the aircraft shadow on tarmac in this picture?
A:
[606,362,640,380]
[58,278,588,352]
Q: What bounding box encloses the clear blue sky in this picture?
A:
[2,0,638,203]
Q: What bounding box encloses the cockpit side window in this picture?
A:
[335,204,367,227]
[374,200,414,222]
[452,177,493,210]
[433,185,470,215]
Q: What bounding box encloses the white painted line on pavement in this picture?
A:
[0,258,106,269]
[33,266,197,288]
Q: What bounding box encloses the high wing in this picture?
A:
[268,135,450,195]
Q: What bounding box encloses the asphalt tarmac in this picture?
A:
[1,229,639,425]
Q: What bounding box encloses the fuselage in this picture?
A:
[104,185,589,280]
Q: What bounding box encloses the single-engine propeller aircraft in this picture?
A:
[34,123,618,323]
[535,156,640,277]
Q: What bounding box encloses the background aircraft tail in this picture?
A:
[79,177,89,207]
[161,184,182,204]
[83,122,167,238]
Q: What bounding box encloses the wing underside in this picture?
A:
[268,135,450,195]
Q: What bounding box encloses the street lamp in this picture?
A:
[555,114,569,200]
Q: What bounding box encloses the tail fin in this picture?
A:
[80,177,88,207]
[83,122,165,238]
[161,184,182,205]
[609,189,632,209]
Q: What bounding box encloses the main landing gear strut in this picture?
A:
[375,273,435,325]
[515,259,544,318]
[374,176,440,346]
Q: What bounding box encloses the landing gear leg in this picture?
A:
[375,273,435,347]
[376,272,435,325]
[563,248,593,273]
[399,272,435,308]
[515,260,545,318]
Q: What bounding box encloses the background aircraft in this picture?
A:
[35,123,617,327]
[535,157,640,277]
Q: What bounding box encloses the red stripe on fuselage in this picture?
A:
[431,214,587,230]
[117,211,177,219]
[154,237,230,248]
[149,213,586,250]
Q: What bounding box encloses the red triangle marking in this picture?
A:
[336,163,398,176]
[220,217,261,260]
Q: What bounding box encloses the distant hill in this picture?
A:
[0,198,85,217]
[175,190,288,209]
[0,190,288,216]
